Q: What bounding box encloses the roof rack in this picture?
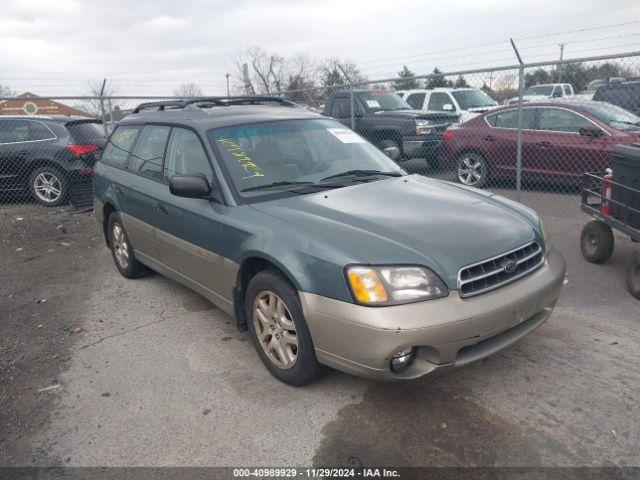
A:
[132,100,187,114]
[131,96,297,114]
[184,96,297,108]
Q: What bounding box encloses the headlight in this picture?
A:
[346,265,449,305]
[415,120,432,136]
[539,220,551,252]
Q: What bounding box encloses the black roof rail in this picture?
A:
[131,96,299,115]
[182,96,298,108]
[131,100,186,114]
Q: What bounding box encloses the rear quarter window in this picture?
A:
[102,126,140,166]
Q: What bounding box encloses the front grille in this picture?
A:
[458,242,544,297]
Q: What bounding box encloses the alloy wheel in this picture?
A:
[111,223,129,269]
[457,155,484,186]
[34,172,62,203]
[252,291,298,369]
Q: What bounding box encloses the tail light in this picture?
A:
[601,169,613,217]
[68,144,99,156]
[442,131,455,141]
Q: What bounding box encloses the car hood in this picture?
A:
[374,109,460,123]
[251,175,539,288]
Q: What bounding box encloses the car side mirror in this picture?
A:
[442,103,454,111]
[552,91,562,98]
[383,146,401,161]
[169,174,212,198]
[579,126,604,138]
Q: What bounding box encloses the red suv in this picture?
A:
[438,100,640,188]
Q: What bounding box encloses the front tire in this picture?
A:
[377,138,402,158]
[625,251,640,300]
[29,166,68,206]
[107,212,148,278]
[245,270,324,386]
[580,220,614,264]
[455,152,489,188]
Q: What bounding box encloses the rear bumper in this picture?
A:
[300,248,566,380]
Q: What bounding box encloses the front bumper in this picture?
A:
[402,138,441,158]
[300,248,566,380]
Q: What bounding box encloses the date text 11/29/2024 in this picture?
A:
[232,467,401,478]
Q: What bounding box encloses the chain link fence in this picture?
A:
[0,51,639,216]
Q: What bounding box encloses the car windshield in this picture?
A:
[579,102,640,131]
[209,119,404,201]
[524,85,554,96]
[451,90,498,109]
[357,92,411,111]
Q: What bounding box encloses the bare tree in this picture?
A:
[173,83,204,98]
[85,80,119,117]
[0,84,15,97]
[233,47,287,94]
[318,58,366,87]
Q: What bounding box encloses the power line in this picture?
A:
[354,19,640,68]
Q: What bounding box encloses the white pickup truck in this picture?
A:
[396,88,499,122]
[506,83,575,104]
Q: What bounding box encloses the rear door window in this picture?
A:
[486,109,536,129]
[0,120,29,143]
[406,93,426,109]
[102,126,140,166]
[128,125,170,179]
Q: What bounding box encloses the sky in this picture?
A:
[1,0,640,96]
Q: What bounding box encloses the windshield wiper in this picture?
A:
[241,181,315,193]
[241,180,348,193]
[319,169,404,182]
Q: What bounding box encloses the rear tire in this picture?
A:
[107,212,149,279]
[625,251,640,300]
[245,270,324,386]
[580,220,614,264]
[29,166,68,207]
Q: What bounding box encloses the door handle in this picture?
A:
[483,135,496,142]
[156,202,168,215]
[537,141,552,148]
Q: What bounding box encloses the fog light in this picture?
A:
[390,347,416,373]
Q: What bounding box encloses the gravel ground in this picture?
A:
[0,188,638,468]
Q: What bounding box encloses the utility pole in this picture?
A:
[558,43,565,82]
[225,73,230,97]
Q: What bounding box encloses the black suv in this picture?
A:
[593,78,640,116]
[323,90,459,162]
[0,116,106,206]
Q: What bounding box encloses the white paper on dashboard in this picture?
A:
[327,128,367,143]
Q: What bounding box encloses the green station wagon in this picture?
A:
[93,97,566,385]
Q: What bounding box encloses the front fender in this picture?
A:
[224,207,356,303]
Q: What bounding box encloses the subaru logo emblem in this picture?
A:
[503,260,517,275]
